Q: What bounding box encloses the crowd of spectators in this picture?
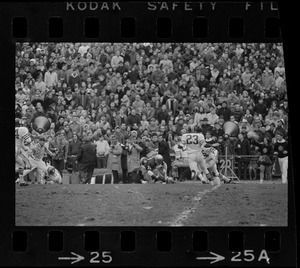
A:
[15,42,289,183]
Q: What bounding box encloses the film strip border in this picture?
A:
[0,1,297,267]
[4,228,295,266]
[1,2,281,41]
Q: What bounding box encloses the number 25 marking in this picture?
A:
[90,251,112,264]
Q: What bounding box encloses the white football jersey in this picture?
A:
[181,133,205,154]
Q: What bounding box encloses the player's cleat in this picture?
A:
[166,177,175,184]
[19,181,29,186]
[191,170,197,181]
[205,172,212,181]
[220,174,232,184]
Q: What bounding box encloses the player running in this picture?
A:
[180,132,212,183]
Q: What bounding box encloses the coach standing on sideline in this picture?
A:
[273,131,288,184]
[107,135,123,183]
[77,135,97,184]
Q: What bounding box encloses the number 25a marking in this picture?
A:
[231,250,254,262]
[231,250,270,264]
[90,251,112,264]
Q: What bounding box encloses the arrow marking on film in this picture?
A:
[58,252,85,264]
[196,251,225,264]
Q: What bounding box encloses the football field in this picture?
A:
[16,181,288,227]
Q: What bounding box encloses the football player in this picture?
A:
[201,146,232,185]
[180,132,212,183]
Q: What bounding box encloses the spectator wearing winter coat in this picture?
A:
[68,133,82,171]
[253,98,268,119]
[77,135,97,184]
[165,94,179,115]
[126,109,141,127]
[125,137,143,183]
[235,133,251,180]
[197,74,210,91]
[107,135,123,183]
[217,101,231,122]
[156,105,169,124]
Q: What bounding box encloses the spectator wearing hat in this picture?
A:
[273,132,288,184]
[77,135,97,184]
[107,135,123,183]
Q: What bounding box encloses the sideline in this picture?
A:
[170,184,221,226]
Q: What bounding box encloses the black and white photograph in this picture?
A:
[15,42,288,226]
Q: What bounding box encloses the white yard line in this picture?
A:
[170,184,221,226]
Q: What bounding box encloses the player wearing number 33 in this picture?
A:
[180,133,212,183]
